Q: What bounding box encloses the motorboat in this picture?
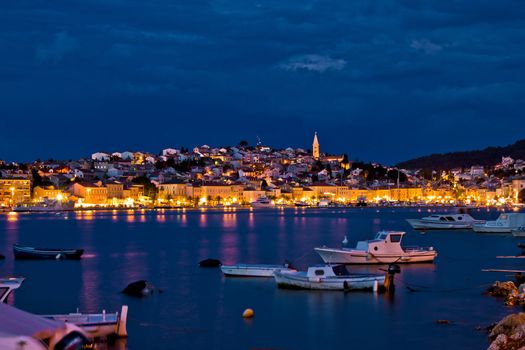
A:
[406,213,483,229]
[273,264,386,291]
[42,306,128,339]
[294,201,310,207]
[473,213,525,233]
[13,200,74,213]
[13,244,84,259]
[512,226,525,237]
[314,231,437,264]
[0,277,25,303]
[250,197,274,208]
[221,263,296,277]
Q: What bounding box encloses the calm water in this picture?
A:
[1,207,523,349]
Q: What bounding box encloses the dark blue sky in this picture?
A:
[1,1,524,164]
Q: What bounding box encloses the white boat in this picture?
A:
[273,265,386,291]
[13,200,74,212]
[0,277,25,303]
[473,213,525,233]
[406,213,483,229]
[42,306,128,339]
[221,263,296,277]
[314,231,437,264]
[251,197,274,208]
[512,226,525,237]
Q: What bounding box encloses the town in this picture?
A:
[1,133,525,211]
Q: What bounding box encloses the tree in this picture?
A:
[239,140,248,147]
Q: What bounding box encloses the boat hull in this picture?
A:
[273,271,385,291]
[314,247,436,264]
[13,245,84,259]
[472,225,513,233]
[221,264,294,277]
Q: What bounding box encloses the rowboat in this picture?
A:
[221,263,296,277]
[315,231,437,264]
[273,265,386,291]
[42,306,128,339]
[13,244,84,259]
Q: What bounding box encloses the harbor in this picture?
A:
[1,206,524,349]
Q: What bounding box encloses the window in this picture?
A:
[0,287,9,301]
[446,217,455,221]
[390,235,402,243]
[315,270,325,276]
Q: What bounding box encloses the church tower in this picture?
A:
[312,132,320,160]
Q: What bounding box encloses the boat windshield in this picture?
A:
[446,217,455,222]
[0,287,9,302]
[377,232,388,240]
[332,265,350,276]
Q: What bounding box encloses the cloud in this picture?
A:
[410,39,443,54]
[36,31,78,62]
[278,54,347,72]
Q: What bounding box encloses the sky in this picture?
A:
[1,1,524,165]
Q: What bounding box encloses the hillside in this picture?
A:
[396,139,525,170]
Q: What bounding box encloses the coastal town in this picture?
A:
[1,133,525,211]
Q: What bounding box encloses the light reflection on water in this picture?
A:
[0,207,521,350]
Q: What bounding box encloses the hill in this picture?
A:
[396,139,525,170]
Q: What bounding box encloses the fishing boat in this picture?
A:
[13,244,84,259]
[0,277,25,302]
[273,264,386,291]
[473,213,525,233]
[250,197,275,208]
[406,213,483,229]
[221,263,296,277]
[42,306,128,339]
[314,231,437,264]
[512,226,525,237]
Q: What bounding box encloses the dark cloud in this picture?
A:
[0,0,524,164]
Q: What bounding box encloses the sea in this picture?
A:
[1,207,523,350]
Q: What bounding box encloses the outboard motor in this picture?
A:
[385,264,401,293]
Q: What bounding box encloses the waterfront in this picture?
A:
[0,207,523,349]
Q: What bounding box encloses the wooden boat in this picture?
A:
[42,306,128,339]
[406,213,483,229]
[273,265,386,291]
[0,277,25,303]
[315,231,437,264]
[13,244,84,259]
[221,263,296,277]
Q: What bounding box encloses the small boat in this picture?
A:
[273,264,386,291]
[314,231,437,264]
[512,226,525,237]
[42,306,128,339]
[221,263,296,277]
[251,197,275,208]
[0,277,25,302]
[13,199,74,213]
[406,213,483,230]
[13,244,84,259]
[294,201,310,207]
[473,213,525,233]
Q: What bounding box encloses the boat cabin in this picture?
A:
[423,214,473,222]
[355,231,406,255]
[493,213,525,227]
[306,265,348,279]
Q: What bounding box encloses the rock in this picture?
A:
[488,313,525,349]
[199,258,222,267]
[487,281,519,298]
[121,280,160,297]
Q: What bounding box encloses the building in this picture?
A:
[70,182,108,205]
[0,178,31,206]
[106,181,124,199]
[33,186,69,202]
[312,132,320,160]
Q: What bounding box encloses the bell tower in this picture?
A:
[313,132,320,160]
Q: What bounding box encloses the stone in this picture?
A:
[488,313,525,350]
[486,281,519,298]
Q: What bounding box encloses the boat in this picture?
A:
[13,244,84,259]
[250,196,274,208]
[512,226,525,237]
[221,263,296,277]
[13,199,74,213]
[42,306,128,339]
[473,213,525,233]
[314,231,437,264]
[0,277,25,302]
[294,201,310,207]
[406,213,484,229]
[273,264,386,291]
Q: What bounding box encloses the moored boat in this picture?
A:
[250,197,274,208]
[273,264,387,291]
[221,263,296,277]
[512,226,525,237]
[315,231,437,264]
[13,244,84,259]
[406,213,483,230]
[473,213,525,233]
[42,306,128,339]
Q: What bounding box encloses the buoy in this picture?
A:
[342,235,348,245]
[242,308,254,318]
